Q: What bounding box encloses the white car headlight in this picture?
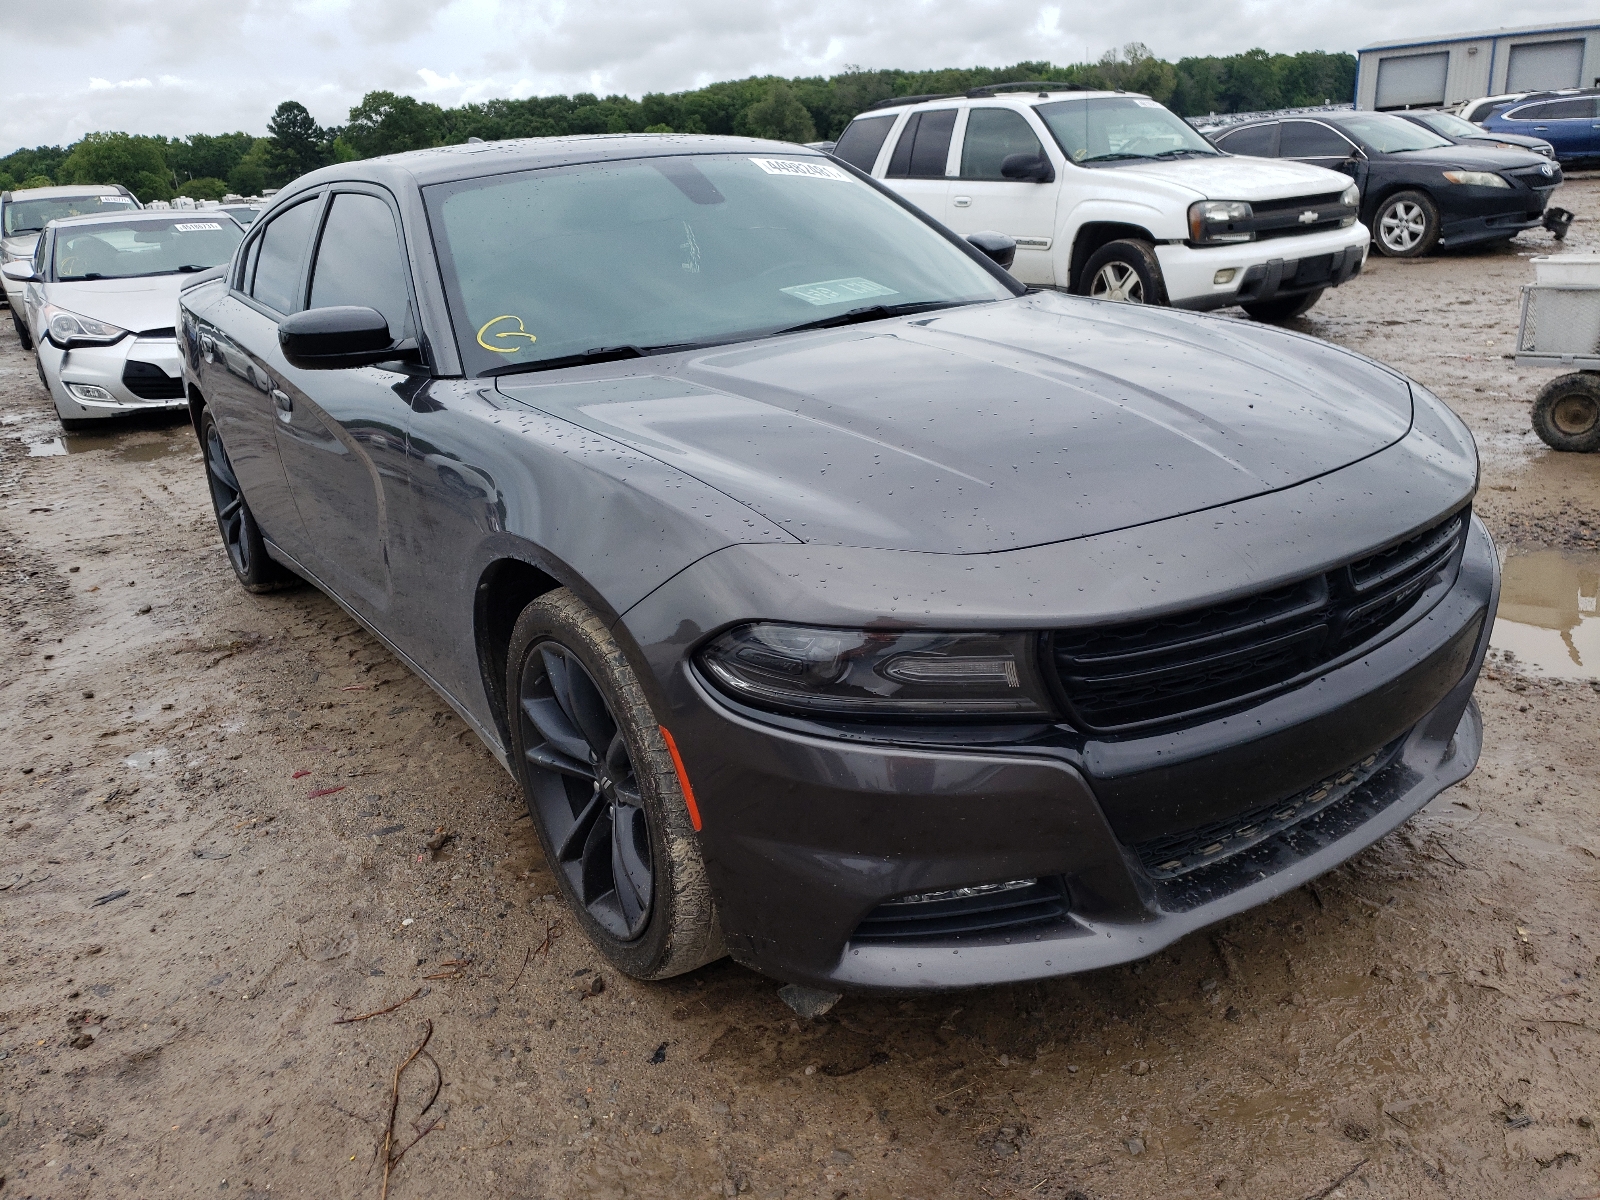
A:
[45,305,129,349]
[1441,170,1510,189]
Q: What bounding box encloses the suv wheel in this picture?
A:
[1374,191,1439,258]
[1531,372,1600,452]
[507,588,724,980]
[1078,239,1168,305]
[1242,288,1324,324]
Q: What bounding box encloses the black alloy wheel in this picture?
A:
[506,589,722,979]
[1531,372,1600,453]
[199,408,297,592]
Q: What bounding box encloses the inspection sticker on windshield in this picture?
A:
[780,277,900,306]
[750,157,849,181]
[173,221,223,231]
[1132,98,1162,107]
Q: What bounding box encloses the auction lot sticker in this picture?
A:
[780,277,900,306]
[750,158,849,181]
[173,222,224,231]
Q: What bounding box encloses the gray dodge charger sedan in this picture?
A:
[177,134,1497,994]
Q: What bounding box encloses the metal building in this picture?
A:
[1357,22,1600,110]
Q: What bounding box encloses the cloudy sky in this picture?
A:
[1,0,1583,154]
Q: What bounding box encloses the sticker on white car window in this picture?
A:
[750,158,849,181]
[1132,98,1163,108]
[780,277,899,306]
[173,222,223,231]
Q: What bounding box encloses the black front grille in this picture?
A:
[851,878,1068,944]
[122,360,184,400]
[1052,510,1468,732]
[1250,190,1345,215]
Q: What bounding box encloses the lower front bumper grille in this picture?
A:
[851,878,1068,944]
[122,360,184,401]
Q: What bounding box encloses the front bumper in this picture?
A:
[642,516,1497,992]
[39,335,187,421]
[1159,223,1369,312]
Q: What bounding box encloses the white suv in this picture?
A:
[834,84,1370,322]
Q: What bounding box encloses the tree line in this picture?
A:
[0,47,1355,202]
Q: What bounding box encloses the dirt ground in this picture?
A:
[3,182,1599,1200]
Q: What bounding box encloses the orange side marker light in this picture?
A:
[658,725,702,831]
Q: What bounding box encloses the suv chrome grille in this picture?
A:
[1051,510,1469,732]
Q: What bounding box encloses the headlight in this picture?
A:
[697,623,1054,718]
[1441,170,1509,188]
[1188,200,1254,245]
[45,306,129,349]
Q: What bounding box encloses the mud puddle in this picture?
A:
[1491,548,1600,679]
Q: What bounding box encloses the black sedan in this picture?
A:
[178,135,1496,997]
[1211,110,1560,257]
[1391,109,1555,161]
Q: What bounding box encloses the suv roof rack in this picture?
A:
[966,81,1092,98]
[864,93,960,111]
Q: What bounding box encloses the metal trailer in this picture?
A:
[1517,283,1600,451]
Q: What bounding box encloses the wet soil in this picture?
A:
[3,183,1600,1200]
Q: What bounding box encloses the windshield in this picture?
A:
[427,153,1014,376]
[220,206,261,227]
[1416,112,1484,139]
[4,195,136,237]
[1035,97,1221,165]
[1330,113,1452,153]
[52,217,242,282]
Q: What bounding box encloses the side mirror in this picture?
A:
[1,261,39,283]
[278,306,420,370]
[966,231,1017,270]
[1000,153,1055,183]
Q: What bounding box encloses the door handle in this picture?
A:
[952,196,972,207]
[271,388,292,417]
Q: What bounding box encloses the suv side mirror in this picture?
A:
[278,306,421,370]
[1,261,39,283]
[965,231,1017,270]
[1000,153,1055,183]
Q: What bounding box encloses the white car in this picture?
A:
[2,209,243,429]
[2,183,140,345]
[834,84,1369,322]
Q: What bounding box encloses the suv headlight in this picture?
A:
[45,305,129,349]
[1188,200,1254,245]
[1441,170,1509,188]
[697,623,1054,718]
[1338,183,1361,226]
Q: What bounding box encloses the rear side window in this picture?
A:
[249,198,322,314]
[1216,123,1278,157]
[960,109,1046,180]
[1279,121,1354,158]
[886,110,957,178]
[308,192,414,340]
[833,116,895,172]
[1513,98,1598,120]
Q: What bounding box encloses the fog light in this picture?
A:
[881,879,1037,907]
[66,383,114,401]
[1213,268,1237,285]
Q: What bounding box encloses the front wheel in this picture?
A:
[1077,239,1168,305]
[1531,373,1600,452]
[1373,190,1440,258]
[1242,288,1324,324]
[199,407,298,592]
[507,589,723,980]
[11,307,33,350]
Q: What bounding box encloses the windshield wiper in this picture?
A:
[59,273,105,281]
[773,300,969,337]
[484,342,706,378]
[174,264,214,272]
[1150,148,1219,158]
[1077,152,1152,163]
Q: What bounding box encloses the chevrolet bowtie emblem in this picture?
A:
[1298,210,1319,224]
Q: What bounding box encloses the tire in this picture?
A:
[1373,190,1439,258]
[507,588,723,980]
[12,307,33,351]
[199,407,298,592]
[1531,373,1600,453]
[1242,288,1325,324]
[1077,239,1168,305]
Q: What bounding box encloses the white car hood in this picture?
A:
[1110,156,1352,202]
[44,275,186,335]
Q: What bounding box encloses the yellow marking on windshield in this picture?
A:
[476,314,538,353]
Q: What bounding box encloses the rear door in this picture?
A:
[946,106,1060,285]
[831,114,897,174]
[1508,97,1600,159]
[879,108,957,221]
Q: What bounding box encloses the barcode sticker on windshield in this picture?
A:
[1132,98,1163,108]
[750,158,849,181]
[780,277,899,306]
[173,221,223,231]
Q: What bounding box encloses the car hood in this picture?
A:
[1375,144,1549,171]
[1105,155,1353,200]
[1465,131,1552,152]
[42,275,186,334]
[494,292,1414,554]
[2,233,40,261]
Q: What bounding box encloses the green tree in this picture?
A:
[21,174,53,190]
[228,138,271,196]
[265,100,329,187]
[345,91,446,157]
[739,80,817,142]
[168,133,256,188]
[58,132,173,202]
[176,177,230,201]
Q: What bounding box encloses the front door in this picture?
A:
[946,106,1061,285]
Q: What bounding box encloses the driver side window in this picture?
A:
[307,192,415,341]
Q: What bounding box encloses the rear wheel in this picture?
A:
[199,407,297,591]
[1242,288,1324,324]
[507,589,722,980]
[1077,239,1168,305]
[1373,190,1439,258]
[1531,373,1600,452]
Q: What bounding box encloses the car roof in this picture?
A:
[2,184,131,201]
[861,89,1134,115]
[48,209,239,231]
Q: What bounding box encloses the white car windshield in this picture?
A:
[53,217,242,281]
[427,153,1015,376]
[1035,97,1221,165]
[5,195,135,236]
